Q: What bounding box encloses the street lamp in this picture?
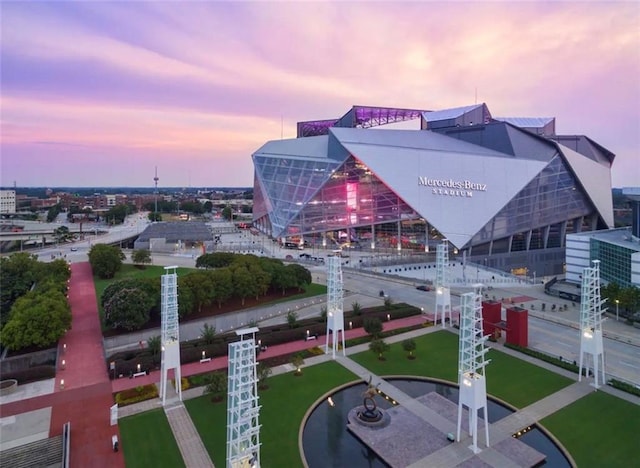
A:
[615,299,619,321]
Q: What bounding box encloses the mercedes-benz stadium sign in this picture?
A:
[418,177,487,197]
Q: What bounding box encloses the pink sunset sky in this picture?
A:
[1,1,639,188]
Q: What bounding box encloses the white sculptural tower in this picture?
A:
[159,266,182,405]
[578,260,606,389]
[456,285,491,453]
[435,239,452,327]
[226,327,261,468]
[325,253,345,359]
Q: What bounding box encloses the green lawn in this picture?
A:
[119,409,185,468]
[541,391,640,467]
[185,360,356,468]
[350,330,573,408]
[93,264,193,303]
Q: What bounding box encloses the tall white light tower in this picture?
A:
[325,253,345,359]
[456,285,490,454]
[159,266,181,405]
[435,239,452,327]
[578,260,606,389]
[227,328,261,468]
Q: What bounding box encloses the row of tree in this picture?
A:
[0,253,72,350]
[100,252,313,331]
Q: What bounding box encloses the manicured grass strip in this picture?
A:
[119,409,185,468]
[94,264,193,303]
[186,360,356,468]
[541,391,640,468]
[350,330,573,408]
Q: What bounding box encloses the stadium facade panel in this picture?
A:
[252,104,614,276]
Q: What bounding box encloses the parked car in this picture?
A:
[70,247,78,252]
[416,285,432,292]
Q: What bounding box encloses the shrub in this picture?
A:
[200,323,216,344]
[402,338,416,358]
[363,317,383,338]
[287,310,298,328]
[290,353,305,374]
[171,377,190,392]
[115,383,158,406]
[2,365,56,385]
[352,301,362,316]
[608,379,640,397]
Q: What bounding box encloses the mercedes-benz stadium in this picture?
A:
[251,103,614,276]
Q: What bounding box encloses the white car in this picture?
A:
[70,247,78,252]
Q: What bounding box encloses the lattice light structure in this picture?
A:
[325,254,345,359]
[578,260,606,389]
[160,266,181,406]
[227,329,261,468]
[435,240,452,327]
[456,285,491,454]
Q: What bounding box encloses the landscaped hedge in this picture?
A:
[504,343,583,374]
[114,384,159,406]
[105,303,422,379]
[608,378,640,397]
[2,365,56,385]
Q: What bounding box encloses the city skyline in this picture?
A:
[1,1,639,188]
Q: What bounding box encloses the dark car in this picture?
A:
[416,285,432,292]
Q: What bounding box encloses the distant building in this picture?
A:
[134,222,213,253]
[252,103,615,276]
[566,188,640,288]
[0,190,16,214]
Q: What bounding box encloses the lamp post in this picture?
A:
[615,299,619,321]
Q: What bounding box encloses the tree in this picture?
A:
[286,264,312,291]
[200,323,216,344]
[104,288,152,330]
[222,205,233,221]
[181,271,215,313]
[272,266,296,295]
[363,317,383,339]
[287,310,298,329]
[46,204,63,222]
[88,244,125,279]
[147,335,161,363]
[148,212,162,222]
[105,204,133,225]
[384,296,394,310]
[177,276,195,318]
[131,249,152,267]
[210,269,233,308]
[203,201,213,212]
[0,253,41,320]
[53,226,74,244]
[0,290,71,350]
[320,306,328,322]
[179,201,204,214]
[257,361,272,390]
[196,252,236,269]
[101,278,160,312]
[204,372,227,403]
[402,339,416,359]
[369,339,390,360]
[232,266,257,305]
[291,353,305,375]
[352,301,362,316]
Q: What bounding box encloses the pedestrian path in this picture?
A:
[164,403,215,468]
[335,351,592,468]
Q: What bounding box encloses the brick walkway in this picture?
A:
[0,263,124,468]
[164,403,215,468]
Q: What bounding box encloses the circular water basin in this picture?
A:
[302,378,571,468]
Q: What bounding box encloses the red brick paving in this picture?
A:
[111,313,429,393]
[0,263,125,468]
